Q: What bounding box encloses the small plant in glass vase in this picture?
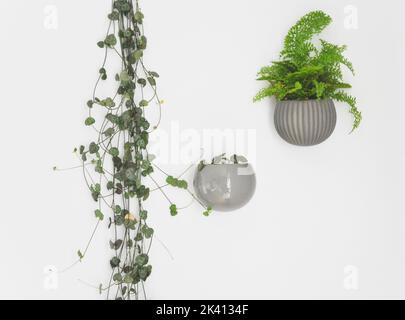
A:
[194,154,256,213]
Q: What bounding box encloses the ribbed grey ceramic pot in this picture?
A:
[193,164,256,212]
[274,99,337,146]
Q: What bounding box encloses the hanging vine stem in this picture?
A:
[58,0,209,300]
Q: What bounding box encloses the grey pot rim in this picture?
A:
[200,163,252,167]
[277,98,334,104]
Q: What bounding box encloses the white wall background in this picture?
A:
[0,0,404,300]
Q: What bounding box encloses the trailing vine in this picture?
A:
[61,0,208,300]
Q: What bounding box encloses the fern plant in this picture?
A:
[254,11,362,131]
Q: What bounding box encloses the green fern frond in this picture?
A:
[329,82,352,89]
[316,40,354,75]
[341,57,355,75]
[281,11,332,66]
[286,81,303,97]
[253,86,275,102]
[272,60,297,71]
[330,91,362,132]
[286,65,324,81]
[257,61,298,81]
[313,80,326,99]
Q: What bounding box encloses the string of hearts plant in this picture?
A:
[61,0,209,300]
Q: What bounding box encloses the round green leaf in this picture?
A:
[110,257,121,268]
[104,34,117,47]
[139,100,148,107]
[109,147,119,157]
[95,209,104,221]
[134,11,144,23]
[135,254,149,267]
[170,204,178,216]
[85,117,95,126]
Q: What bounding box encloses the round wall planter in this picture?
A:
[274,99,337,146]
[193,164,256,212]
